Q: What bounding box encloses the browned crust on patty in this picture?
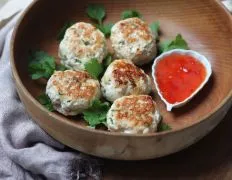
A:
[114,95,155,126]
[65,22,105,56]
[118,18,152,43]
[51,70,98,100]
[112,60,148,87]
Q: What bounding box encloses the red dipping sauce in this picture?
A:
[155,54,206,104]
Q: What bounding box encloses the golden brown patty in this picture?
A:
[101,59,152,102]
[114,95,155,126]
[46,70,101,116]
[107,95,161,134]
[50,70,98,100]
[65,22,105,57]
[118,17,153,43]
[112,59,148,87]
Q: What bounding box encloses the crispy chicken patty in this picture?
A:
[107,95,161,134]
[46,70,101,116]
[59,22,107,70]
[101,59,152,102]
[111,18,157,65]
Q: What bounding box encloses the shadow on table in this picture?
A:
[103,107,232,180]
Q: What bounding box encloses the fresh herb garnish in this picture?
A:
[83,99,110,127]
[87,4,106,25]
[159,34,189,54]
[57,21,75,41]
[103,53,113,67]
[121,10,142,20]
[28,51,56,80]
[159,40,172,54]
[97,22,114,38]
[84,59,104,79]
[86,4,113,37]
[56,64,68,71]
[157,120,172,132]
[37,93,54,111]
[150,21,160,38]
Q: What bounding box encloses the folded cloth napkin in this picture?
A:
[0,1,101,180]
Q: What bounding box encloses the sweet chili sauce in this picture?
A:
[155,54,206,104]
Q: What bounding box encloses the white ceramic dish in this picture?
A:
[152,49,212,111]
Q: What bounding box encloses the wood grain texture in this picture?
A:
[10,0,232,160]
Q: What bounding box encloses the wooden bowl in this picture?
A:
[10,0,232,160]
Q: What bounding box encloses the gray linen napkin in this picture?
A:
[0,11,101,180]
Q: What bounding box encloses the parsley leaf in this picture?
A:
[157,120,172,132]
[83,99,110,127]
[159,34,189,53]
[86,4,113,37]
[166,34,189,51]
[37,94,54,111]
[57,21,75,41]
[28,51,56,80]
[84,59,104,79]
[103,53,113,67]
[86,4,106,25]
[150,21,160,38]
[121,10,142,20]
[56,64,68,71]
[158,40,172,54]
[97,22,114,37]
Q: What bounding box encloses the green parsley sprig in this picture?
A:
[86,4,105,25]
[28,50,68,80]
[84,53,113,79]
[96,22,114,38]
[28,51,56,80]
[150,21,160,39]
[159,34,189,54]
[157,120,172,132]
[86,4,114,37]
[83,99,110,127]
[56,64,68,71]
[121,10,142,20]
[37,93,54,111]
[84,59,104,79]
